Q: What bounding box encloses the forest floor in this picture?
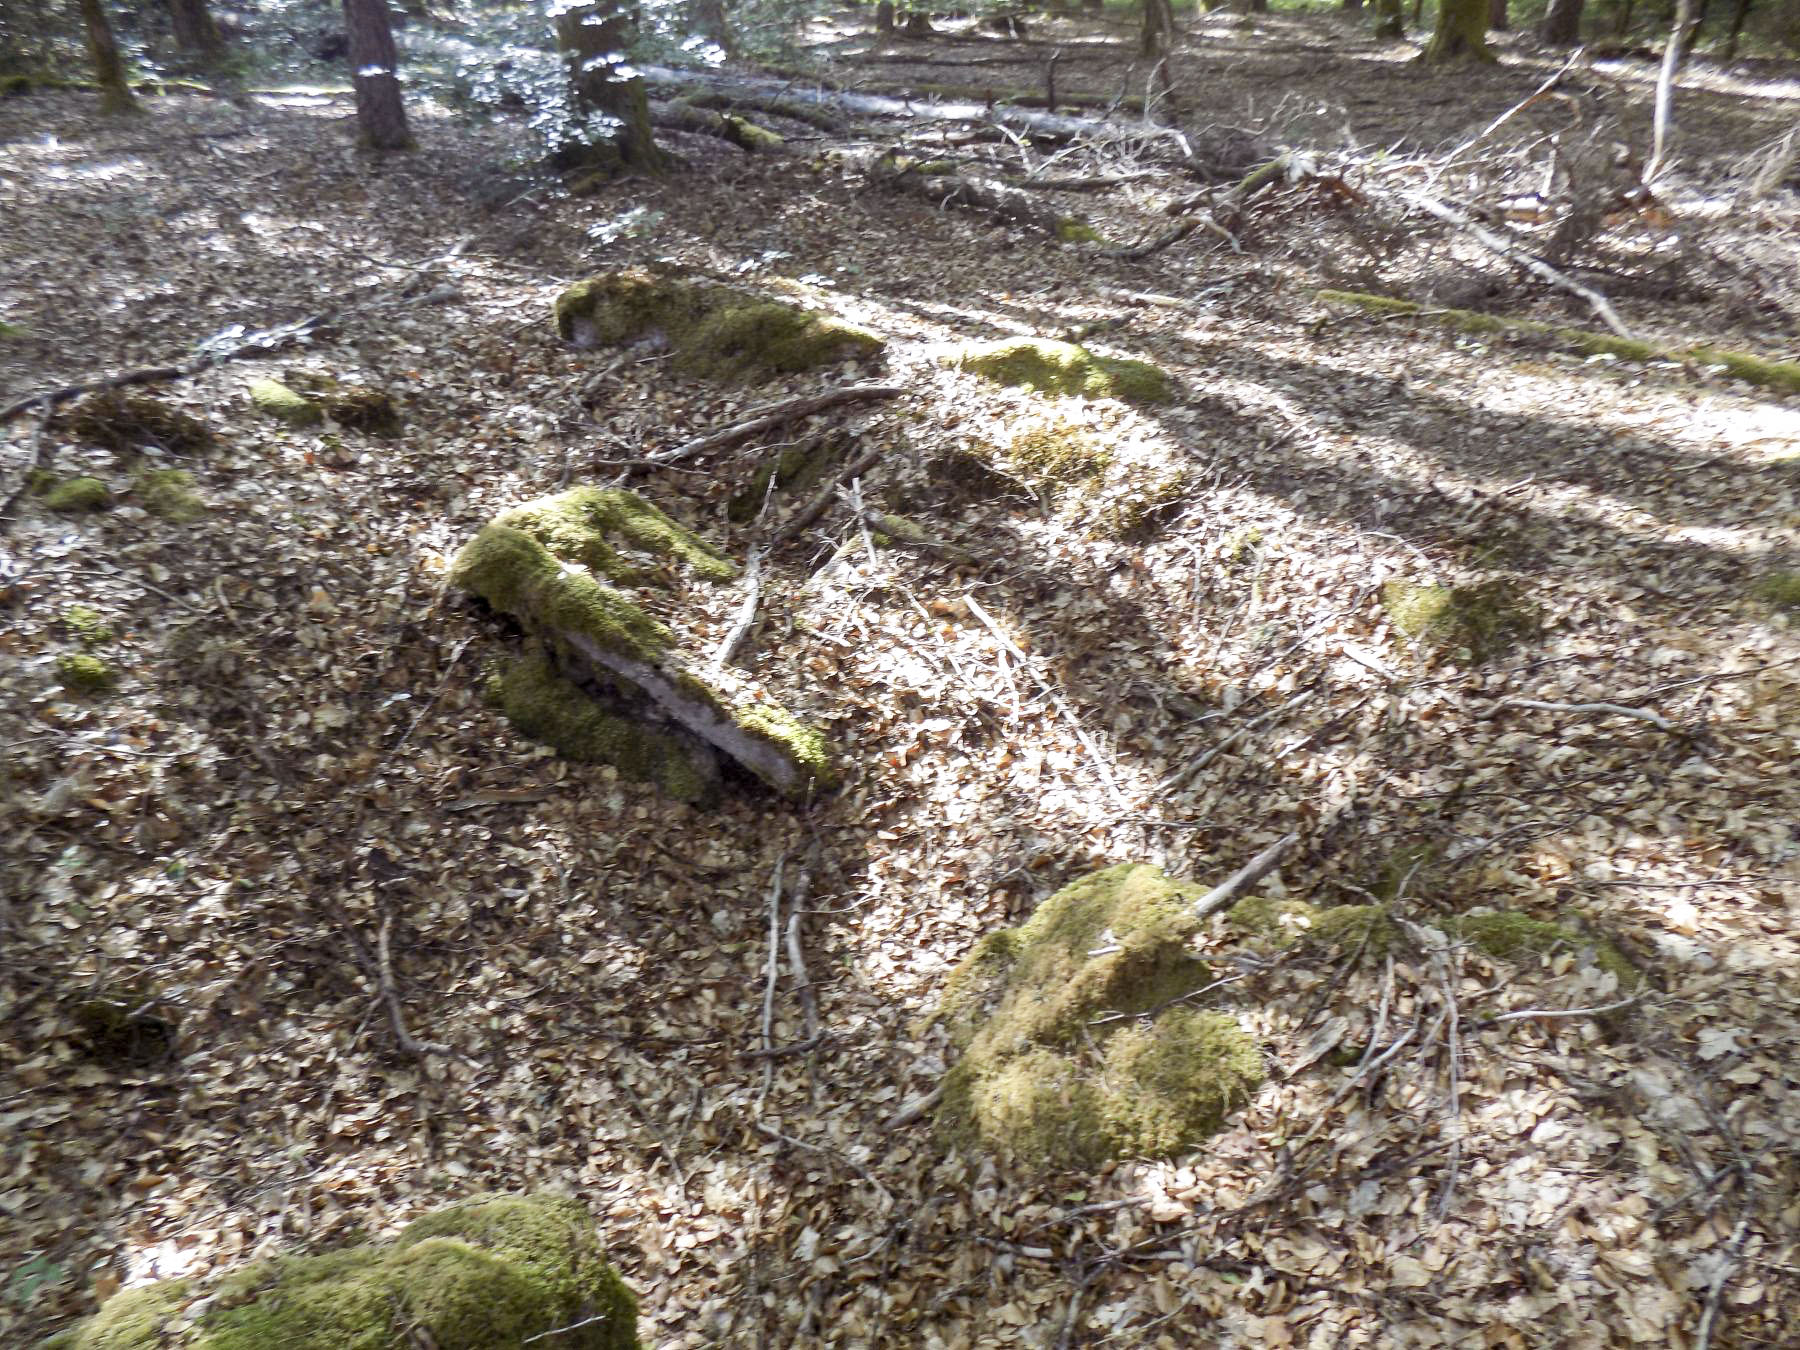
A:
[2,8,1799,1347]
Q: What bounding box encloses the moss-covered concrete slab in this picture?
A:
[451,487,833,799]
[935,863,1263,1169]
[43,1192,638,1350]
[1382,578,1538,663]
[554,269,885,382]
[949,338,1173,405]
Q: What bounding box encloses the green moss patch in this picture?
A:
[46,1193,639,1350]
[283,373,404,435]
[1446,911,1640,990]
[1382,579,1538,663]
[1227,894,1395,954]
[490,647,716,803]
[133,468,207,522]
[950,338,1172,405]
[44,476,112,513]
[1753,571,1800,612]
[248,379,323,426]
[727,440,841,523]
[63,391,211,453]
[1009,421,1111,485]
[61,605,113,646]
[936,864,1262,1169]
[72,991,174,1066]
[494,487,734,585]
[554,270,885,382]
[56,652,117,693]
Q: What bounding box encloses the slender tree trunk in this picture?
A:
[1645,0,1699,181]
[168,0,224,56]
[1373,0,1404,34]
[875,0,894,30]
[689,0,733,55]
[1139,0,1175,56]
[555,0,664,172]
[1343,0,1363,12]
[1721,0,1751,56]
[1422,0,1494,60]
[343,0,412,149]
[1488,0,1508,28]
[1539,0,1584,42]
[901,8,934,35]
[76,0,136,114]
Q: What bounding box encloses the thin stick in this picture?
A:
[771,442,885,545]
[1439,49,1587,176]
[1161,687,1313,792]
[885,1083,946,1130]
[785,907,820,1043]
[1646,0,1701,184]
[757,852,786,1103]
[1480,991,1646,1024]
[648,385,905,467]
[709,547,764,671]
[393,637,474,750]
[377,913,451,1058]
[1401,190,1635,339]
[1499,698,1675,731]
[1193,833,1299,922]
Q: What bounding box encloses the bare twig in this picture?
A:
[647,385,904,467]
[1480,991,1647,1025]
[1646,0,1701,185]
[785,907,820,1044]
[1498,698,1675,732]
[885,1083,946,1130]
[1161,686,1314,792]
[1193,833,1300,923]
[377,913,451,1059]
[771,443,886,545]
[709,547,764,671]
[757,852,787,1104]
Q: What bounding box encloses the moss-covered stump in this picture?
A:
[554,270,885,381]
[63,391,212,453]
[949,338,1173,405]
[451,487,834,799]
[56,652,118,694]
[44,476,112,513]
[134,468,207,521]
[247,378,323,426]
[43,1193,639,1350]
[935,864,1263,1169]
[1382,578,1538,663]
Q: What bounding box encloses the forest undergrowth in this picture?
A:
[2,9,1798,1347]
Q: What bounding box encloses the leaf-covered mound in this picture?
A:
[948,337,1173,404]
[936,863,1263,1170]
[553,268,885,381]
[42,1193,639,1350]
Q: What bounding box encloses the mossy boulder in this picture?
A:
[44,476,112,513]
[56,652,117,693]
[42,1193,639,1350]
[489,646,717,803]
[1227,894,1396,953]
[63,391,211,453]
[949,338,1173,405]
[935,863,1263,1169]
[553,270,885,382]
[248,379,323,426]
[1382,579,1538,663]
[451,488,833,799]
[134,468,206,522]
[284,373,404,435]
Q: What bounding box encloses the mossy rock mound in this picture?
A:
[134,468,206,522]
[1446,911,1640,990]
[56,652,117,693]
[284,372,405,435]
[1382,578,1538,663]
[949,338,1173,405]
[248,379,323,427]
[44,476,112,513]
[554,270,885,381]
[63,390,211,453]
[43,1193,639,1350]
[451,488,833,799]
[936,864,1263,1169]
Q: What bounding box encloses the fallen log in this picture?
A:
[650,99,785,152]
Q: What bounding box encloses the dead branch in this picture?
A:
[853,508,979,565]
[651,99,784,152]
[770,442,885,545]
[1480,991,1647,1025]
[709,547,764,671]
[885,1083,947,1130]
[1499,698,1675,732]
[785,907,820,1044]
[1192,833,1300,923]
[757,852,787,1104]
[1646,0,1701,185]
[377,913,452,1059]
[647,384,904,467]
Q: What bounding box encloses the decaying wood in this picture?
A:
[854,508,979,565]
[874,159,1082,237]
[709,546,765,671]
[1192,833,1300,923]
[647,384,905,467]
[650,99,784,152]
[757,852,787,1104]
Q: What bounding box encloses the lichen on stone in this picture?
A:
[44,1193,639,1350]
[44,476,112,513]
[950,338,1172,405]
[935,863,1262,1168]
[57,652,117,693]
[553,269,884,382]
[1382,578,1537,663]
[247,379,322,426]
[134,468,206,522]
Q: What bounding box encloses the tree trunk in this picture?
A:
[1421,0,1494,60]
[1645,0,1699,180]
[168,0,224,56]
[1139,0,1175,57]
[1539,0,1584,42]
[343,0,412,150]
[1343,0,1364,12]
[689,0,733,55]
[1488,0,1508,27]
[555,0,665,172]
[902,9,934,35]
[1373,0,1404,35]
[1721,0,1752,56]
[76,0,136,114]
[875,0,894,30]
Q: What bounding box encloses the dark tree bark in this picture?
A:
[1539,0,1584,42]
[1721,0,1752,56]
[901,8,934,35]
[689,0,733,55]
[555,0,664,172]
[168,0,224,56]
[1373,0,1404,35]
[76,0,136,114]
[1140,0,1176,57]
[874,0,894,31]
[343,0,412,149]
[1343,0,1364,12]
[1422,0,1494,60]
[1488,0,1508,27]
